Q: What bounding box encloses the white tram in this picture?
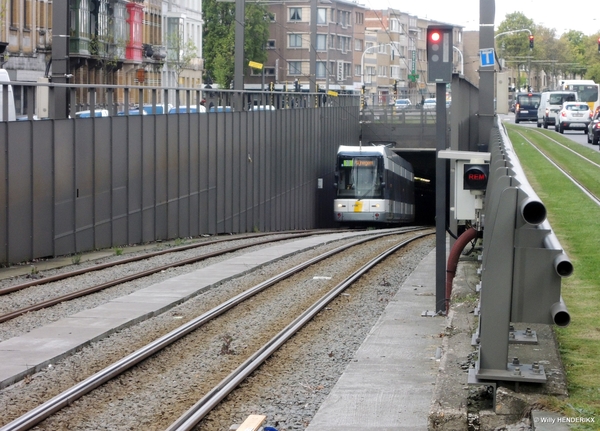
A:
[333,145,415,224]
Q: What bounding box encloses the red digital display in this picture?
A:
[463,164,489,190]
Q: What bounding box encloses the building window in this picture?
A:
[316,61,327,79]
[355,12,363,25]
[289,61,302,75]
[391,65,400,79]
[251,67,275,76]
[355,64,361,77]
[355,38,363,52]
[289,7,301,21]
[378,44,387,54]
[317,8,327,24]
[390,19,400,33]
[266,40,275,49]
[289,34,303,48]
[316,34,327,51]
[378,65,387,77]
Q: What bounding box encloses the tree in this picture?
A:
[166,31,199,86]
[202,0,270,88]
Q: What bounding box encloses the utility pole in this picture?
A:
[51,0,70,119]
[478,0,495,147]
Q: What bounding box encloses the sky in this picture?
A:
[359,0,600,37]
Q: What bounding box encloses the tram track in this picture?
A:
[0,227,433,431]
[516,130,600,206]
[0,230,340,325]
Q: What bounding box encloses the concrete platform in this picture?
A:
[0,230,383,389]
[306,248,444,431]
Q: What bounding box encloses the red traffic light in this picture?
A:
[430,32,441,42]
[529,35,534,49]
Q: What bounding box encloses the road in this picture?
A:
[499,113,598,151]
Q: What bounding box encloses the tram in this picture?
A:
[333,145,415,225]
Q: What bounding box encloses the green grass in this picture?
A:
[505,124,600,428]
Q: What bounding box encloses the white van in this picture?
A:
[537,90,577,129]
[0,69,16,122]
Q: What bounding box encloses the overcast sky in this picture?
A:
[360,0,600,37]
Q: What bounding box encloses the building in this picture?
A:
[247,0,366,93]
[0,0,203,111]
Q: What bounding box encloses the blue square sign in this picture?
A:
[480,48,495,67]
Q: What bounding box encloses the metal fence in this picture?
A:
[0,82,360,264]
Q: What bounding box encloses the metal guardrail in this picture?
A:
[471,119,572,384]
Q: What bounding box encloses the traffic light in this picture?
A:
[427,25,453,83]
[597,37,600,53]
[393,80,397,94]
[294,79,300,92]
[529,35,534,50]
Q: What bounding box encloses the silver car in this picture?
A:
[554,102,591,134]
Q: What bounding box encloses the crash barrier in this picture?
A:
[470,119,572,384]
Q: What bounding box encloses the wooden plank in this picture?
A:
[237,414,266,431]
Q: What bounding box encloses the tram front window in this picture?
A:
[337,157,382,198]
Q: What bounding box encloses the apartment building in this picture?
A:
[0,0,202,109]
[248,0,366,92]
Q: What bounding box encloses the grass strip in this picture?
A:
[506,124,600,428]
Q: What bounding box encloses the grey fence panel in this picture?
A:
[188,116,200,239]
[141,116,157,243]
[32,121,54,258]
[229,113,241,233]
[223,115,238,232]
[54,120,77,256]
[178,114,192,239]
[93,118,113,251]
[75,119,96,253]
[154,115,169,241]
[111,118,129,247]
[125,116,144,245]
[7,122,32,263]
[206,113,218,234]
[166,115,180,239]
[0,123,6,261]
[197,116,210,235]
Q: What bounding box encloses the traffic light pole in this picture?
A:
[435,82,447,314]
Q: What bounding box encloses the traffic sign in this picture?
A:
[479,48,495,67]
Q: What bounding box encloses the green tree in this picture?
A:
[166,31,199,86]
[202,0,270,88]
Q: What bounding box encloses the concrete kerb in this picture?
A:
[428,256,570,430]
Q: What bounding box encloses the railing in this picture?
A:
[470,119,572,385]
[1,80,359,121]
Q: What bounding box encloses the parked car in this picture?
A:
[75,109,109,118]
[554,101,591,134]
[587,108,600,144]
[251,105,276,111]
[168,105,207,114]
[536,91,577,129]
[209,106,233,113]
[0,69,16,121]
[422,98,436,110]
[117,109,147,116]
[514,92,541,123]
[141,104,173,115]
[394,99,411,109]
